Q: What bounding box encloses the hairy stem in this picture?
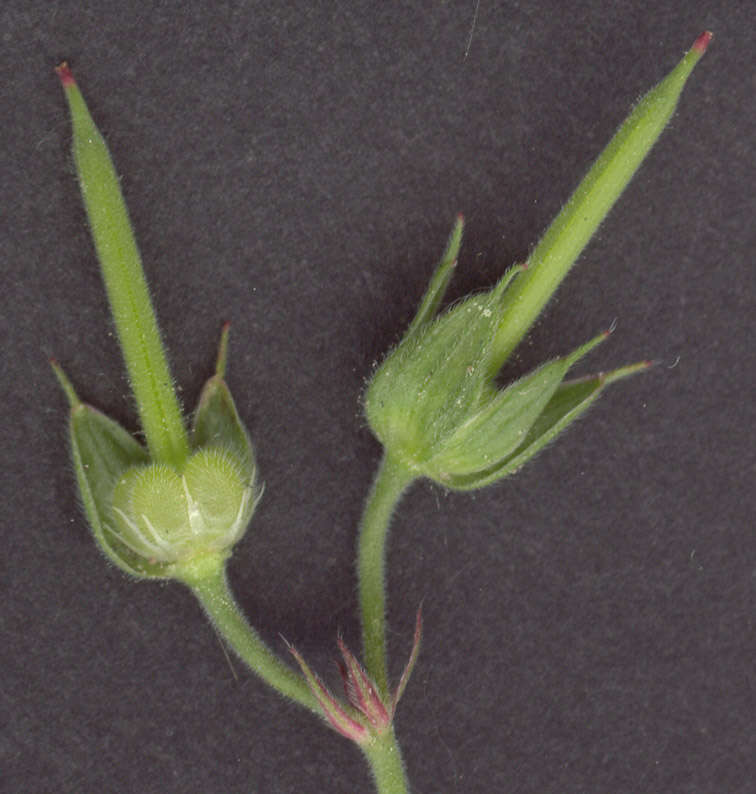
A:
[358,453,416,695]
[175,553,319,712]
[362,728,411,794]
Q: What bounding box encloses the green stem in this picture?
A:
[358,453,416,695]
[362,728,410,794]
[174,553,319,713]
[57,64,189,468]
[489,33,711,373]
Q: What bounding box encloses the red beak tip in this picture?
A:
[55,61,76,86]
[692,31,713,55]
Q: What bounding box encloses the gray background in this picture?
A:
[3,1,754,792]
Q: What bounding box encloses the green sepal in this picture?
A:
[403,216,464,345]
[63,391,167,578]
[442,359,650,491]
[191,375,255,480]
[366,289,499,466]
[426,331,607,480]
[365,261,522,467]
[190,323,255,476]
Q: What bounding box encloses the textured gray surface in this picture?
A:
[3,1,754,792]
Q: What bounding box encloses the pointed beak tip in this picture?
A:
[55,61,76,86]
[692,31,713,55]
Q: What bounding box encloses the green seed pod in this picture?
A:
[54,64,263,579]
[110,447,258,565]
[53,325,261,579]
[364,252,635,489]
[55,62,189,469]
[364,33,710,490]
